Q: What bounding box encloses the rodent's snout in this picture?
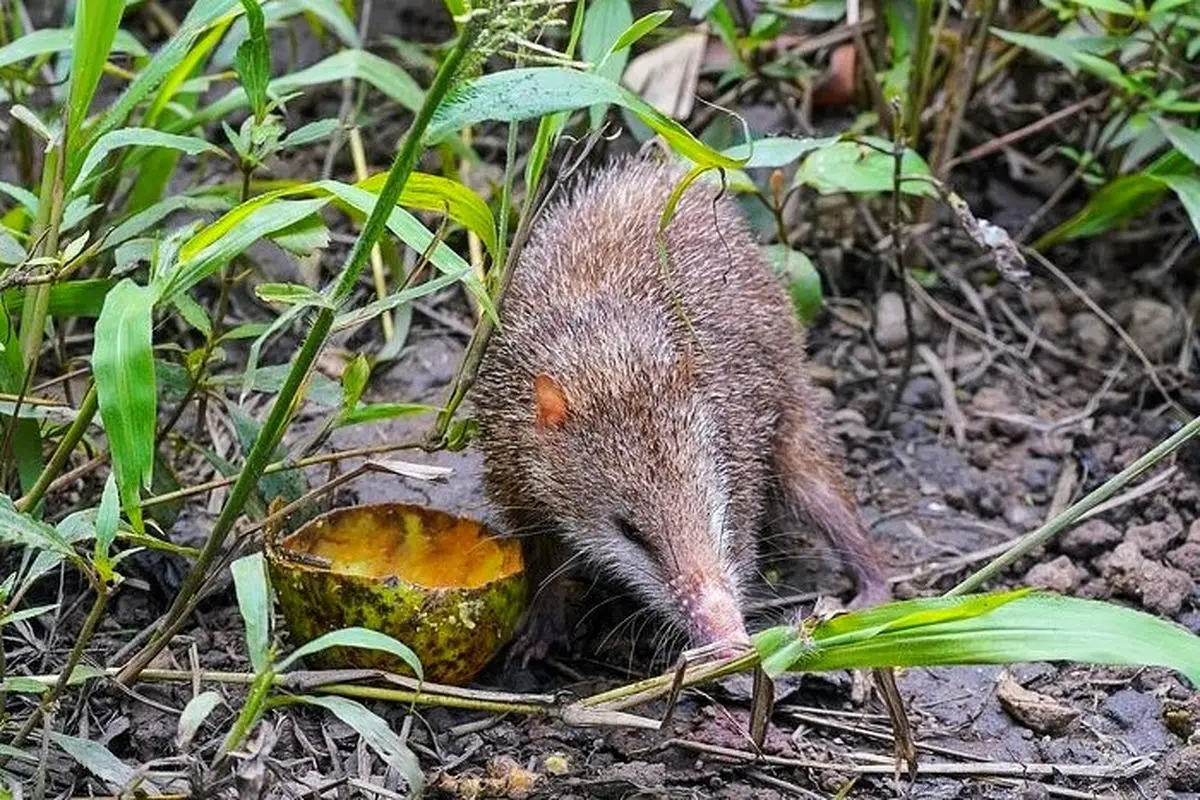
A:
[674,575,749,649]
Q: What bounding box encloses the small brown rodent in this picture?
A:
[473,157,888,660]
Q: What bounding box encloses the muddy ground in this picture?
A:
[9,1,1200,798]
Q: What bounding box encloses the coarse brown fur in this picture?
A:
[472,156,888,660]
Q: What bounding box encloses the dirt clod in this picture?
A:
[1098,542,1193,617]
[1165,744,1200,791]
[1068,312,1110,358]
[1059,519,1123,559]
[1127,520,1182,559]
[1024,555,1084,593]
[1126,298,1182,360]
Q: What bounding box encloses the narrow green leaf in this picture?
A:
[282,0,361,46]
[255,282,324,305]
[1157,174,1200,235]
[2,602,58,625]
[280,118,340,149]
[581,0,633,127]
[94,474,120,565]
[71,129,223,197]
[231,552,272,672]
[234,0,271,120]
[1071,0,1137,15]
[277,627,422,677]
[177,690,224,750]
[0,28,146,71]
[66,0,126,143]
[194,49,424,126]
[106,195,232,250]
[1156,117,1200,167]
[51,733,137,791]
[337,402,434,427]
[357,171,497,254]
[755,591,1200,685]
[989,28,1120,76]
[173,293,213,337]
[0,495,73,557]
[1072,52,1137,93]
[92,280,158,532]
[426,67,741,169]
[3,279,117,319]
[299,695,424,796]
[340,354,370,411]
[1,677,50,693]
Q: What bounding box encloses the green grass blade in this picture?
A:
[425,67,741,169]
[92,279,158,533]
[193,49,424,126]
[70,128,223,197]
[66,0,126,144]
[0,28,145,71]
[277,627,422,676]
[755,591,1200,685]
[231,553,273,672]
[356,171,497,254]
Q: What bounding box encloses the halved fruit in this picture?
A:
[266,503,527,685]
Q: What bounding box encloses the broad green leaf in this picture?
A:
[177,690,223,750]
[174,293,213,337]
[1072,53,1137,93]
[277,627,422,677]
[756,591,1200,685]
[763,245,823,323]
[0,495,74,558]
[1070,0,1137,14]
[70,129,223,196]
[357,172,496,254]
[51,733,137,791]
[66,0,126,144]
[299,695,423,796]
[0,230,25,265]
[582,0,633,127]
[0,28,146,71]
[0,181,39,215]
[231,552,272,672]
[1158,175,1200,235]
[1,677,50,693]
[796,138,935,196]
[194,49,423,126]
[269,213,330,256]
[255,282,324,305]
[1156,117,1200,167]
[280,118,340,149]
[94,474,120,566]
[426,67,742,169]
[3,279,117,319]
[337,402,434,427]
[722,135,837,168]
[93,280,158,532]
[234,0,271,120]
[0,743,39,761]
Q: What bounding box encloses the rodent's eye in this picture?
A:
[614,517,651,550]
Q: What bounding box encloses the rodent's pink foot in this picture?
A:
[506,592,572,668]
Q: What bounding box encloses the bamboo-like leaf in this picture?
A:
[337,402,434,427]
[277,627,422,677]
[989,29,1120,76]
[426,67,742,169]
[300,695,423,795]
[177,690,224,750]
[0,28,146,71]
[92,280,158,533]
[194,49,424,126]
[106,195,232,250]
[581,0,633,127]
[0,495,74,558]
[357,172,497,254]
[231,552,272,672]
[755,591,1200,685]
[94,474,120,567]
[1158,174,1200,235]
[254,282,324,306]
[51,733,137,792]
[3,279,117,319]
[70,129,223,196]
[65,0,126,144]
[1157,117,1200,167]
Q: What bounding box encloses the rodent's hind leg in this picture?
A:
[771,401,891,609]
[506,532,574,668]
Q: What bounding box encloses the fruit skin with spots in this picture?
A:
[472,157,889,663]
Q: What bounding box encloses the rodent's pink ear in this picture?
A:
[533,374,569,429]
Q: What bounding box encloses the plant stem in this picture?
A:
[949,414,1200,595]
[216,667,275,764]
[15,383,98,513]
[9,583,107,749]
[114,16,486,686]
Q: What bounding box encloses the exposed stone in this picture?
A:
[874,292,930,350]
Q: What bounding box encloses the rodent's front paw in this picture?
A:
[847,579,892,611]
[506,592,572,668]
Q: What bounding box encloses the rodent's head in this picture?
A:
[515,307,754,649]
